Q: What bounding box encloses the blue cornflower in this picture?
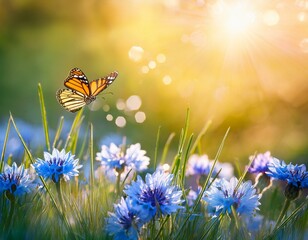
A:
[97,143,124,169]
[95,165,133,183]
[0,162,35,198]
[203,177,260,217]
[186,154,211,176]
[186,154,234,191]
[186,154,234,179]
[125,143,150,172]
[124,171,184,221]
[106,197,146,240]
[96,143,150,172]
[266,158,308,200]
[33,148,82,183]
[186,187,202,207]
[248,151,274,174]
[213,161,234,179]
[266,158,308,188]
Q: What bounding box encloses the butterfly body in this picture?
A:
[57,68,118,112]
[85,95,96,104]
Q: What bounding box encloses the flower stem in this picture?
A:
[116,173,121,195]
[55,180,65,213]
[4,196,16,231]
[55,181,76,239]
[274,198,291,230]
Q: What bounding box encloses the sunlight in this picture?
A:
[213,1,256,36]
[225,6,255,34]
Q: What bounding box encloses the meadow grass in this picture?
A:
[0,84,307,240]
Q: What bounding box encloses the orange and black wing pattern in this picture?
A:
[90,71,118,97]
[57,68,118,113]
[64,68,91,96]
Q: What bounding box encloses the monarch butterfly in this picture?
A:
[56,68,118,112]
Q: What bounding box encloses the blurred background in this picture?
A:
[1,0,308,168]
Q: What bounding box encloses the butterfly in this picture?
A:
[56,68,118,112]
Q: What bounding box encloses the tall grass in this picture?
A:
[0,83,307,239]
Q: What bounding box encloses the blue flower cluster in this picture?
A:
[186,154,234,179]
[96,143,150,182]
[33,148,82,183]
[246,151,308,198]
[0,148,83,200]
[97,143,150,171]
[248,151,274,174]
[203,177,261,217]
[1,129,307,240]
[0,162,35,198]
[266,158,308,189]
[106,171,184,239]
[106,197,146,240]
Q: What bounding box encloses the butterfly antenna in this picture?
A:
[104,91,114,96]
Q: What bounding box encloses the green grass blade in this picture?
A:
[52,116,64,149]
[171,109,190,179]
[235,151,256,192]
[64,109,84,151]
[89,123,95,225]
[160,132,175,164]
[69,117,84,154]
[153,126,161,169]
[231,206,240,229]
[154,215,170,240]
[178,108,190,154]
[190,120,212,155]
[10,113,34,162]
[38,83,51,152]
[77,128,88,160]
[0,118,11,172]
[181,133,194,186]
[89,123,95,191]
[194,127,230,206]
[200,215,222,240]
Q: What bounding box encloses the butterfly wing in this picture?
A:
[89,71,118,97]
[64,68,91,96]
[56,89,87,113]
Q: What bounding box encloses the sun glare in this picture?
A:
[213,1,256,36]
[225,6,255,34]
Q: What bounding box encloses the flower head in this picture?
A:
[186,154,234,179]
[33,148,82,183]
[214,161,234,179]
[106,197,146,240]
[266,158,308,189]
[125,144,150,171]
[186,154,211,176]
[124,171,184,221]
[0,162,35,198]
[186,187,202,207]
[95,165,133,184]
[96,143,150,174]
[96,143,124,169]
[248,151,273,174]
[186,154,234,191]
[203,177,260,217]
[156,163,171,173]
